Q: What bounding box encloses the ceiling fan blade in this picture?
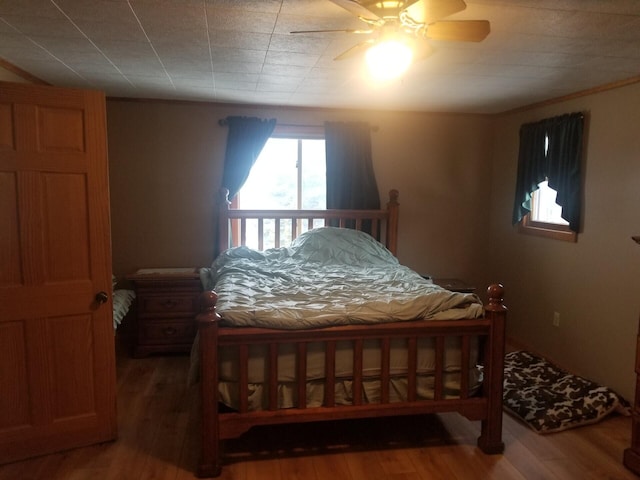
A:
[290,28,373,34]
[425,20,490,42]
[405,0,467,24]
[330,0,381,22]
[334,39,375,61]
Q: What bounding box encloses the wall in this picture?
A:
[488,81,640,400]
[106,100,495,298]
[0,64,33,83]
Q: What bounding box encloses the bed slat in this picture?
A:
[268,343,278,410]
[380,338,391,404]
[240,219,247,247]
[353,339,363,406]
[434,336,445,401]
[371,219,378,239]
[407,338,417,402]
[297,343,307,408]
[460,335,471,399]
[324,341,336,407]
[258,219,264,251]
[239,344,249,413]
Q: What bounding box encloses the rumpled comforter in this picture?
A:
[201,227,483,329]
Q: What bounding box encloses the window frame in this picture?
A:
[518,213,577,242]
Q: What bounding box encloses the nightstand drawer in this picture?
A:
[139,295,197,315]
[138,319,196,344]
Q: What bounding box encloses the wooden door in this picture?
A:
[0,82,116,463]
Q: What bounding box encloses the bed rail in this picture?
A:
[216,188,400,256]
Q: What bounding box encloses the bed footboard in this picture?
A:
[195,285,507,478]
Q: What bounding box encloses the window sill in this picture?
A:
[518,215,577,242]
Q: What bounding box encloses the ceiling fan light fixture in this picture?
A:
[365,39,413,81]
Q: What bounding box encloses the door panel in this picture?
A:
[0,102,14,149]
[0,172,21,285]
[0,82,116,464]
[37,106,86,153]
[43,172,91,281]
[0,322,30,430]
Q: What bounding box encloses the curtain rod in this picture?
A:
[218,119,379,131]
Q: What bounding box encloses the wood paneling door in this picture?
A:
[0,82,116,464]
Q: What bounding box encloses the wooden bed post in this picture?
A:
[217,188,231,256]
[196,291,222,478]
[386,189,399,256]
[477,284,507,454]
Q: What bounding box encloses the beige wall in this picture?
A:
[488,81,640,400]
[0,64,32,83]
[107,100,495,298]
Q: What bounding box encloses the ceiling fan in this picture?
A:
[291,0,490,63]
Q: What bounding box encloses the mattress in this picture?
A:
[191,334,482,411]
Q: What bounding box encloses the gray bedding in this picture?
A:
[200,227,483,329]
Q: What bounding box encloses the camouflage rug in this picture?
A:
[503,350,630,434]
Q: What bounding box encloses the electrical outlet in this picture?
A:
[553,312,560,327]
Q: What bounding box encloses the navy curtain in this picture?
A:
[546,113,584,231]
[221,116,276,199]
[512,112,584,232]
[324,121,380,211]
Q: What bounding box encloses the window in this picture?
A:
[513,112,584,243]
[233,133,326,249]
[519,134,576,242]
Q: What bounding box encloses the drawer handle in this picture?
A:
[163,327,177,336]
[160,299,179,310]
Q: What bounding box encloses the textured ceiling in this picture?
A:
[1,0,639,114]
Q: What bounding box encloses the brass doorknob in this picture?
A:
[95,291,109,304]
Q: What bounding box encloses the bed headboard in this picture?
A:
[215,189,399,257]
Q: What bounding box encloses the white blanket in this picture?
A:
[201,227,483,329]
[112,289,135,330]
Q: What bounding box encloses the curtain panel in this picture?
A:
[512,112,584,232]
[221,116,276,199]
[324,121,380,211]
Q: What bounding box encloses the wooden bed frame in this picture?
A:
[196,189,507,477]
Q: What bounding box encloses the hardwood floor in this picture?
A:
[0,341,636,480]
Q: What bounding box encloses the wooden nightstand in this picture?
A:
[432,278,477,293]
[127,268,202,357]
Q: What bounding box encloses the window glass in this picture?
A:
[531,180,568,226]
[238,137,326,210]
[301,139,326,209]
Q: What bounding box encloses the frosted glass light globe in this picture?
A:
[365,40,413,81]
